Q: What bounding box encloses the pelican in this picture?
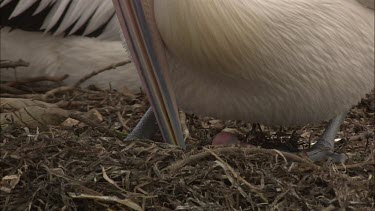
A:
[1,0,373,162]
[114,0,374,162]
[0,0,140,91]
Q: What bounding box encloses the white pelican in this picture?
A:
[1,0,374,162]
[114,0,374,162]
[0,0,140,91]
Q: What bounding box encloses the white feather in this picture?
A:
[33,0,56,15]
[83,0,114,36]
[67,0,102,35]
[2,0,119,39]
[41,0,70,32]
[8,0,38,19]
[0,0,13,7]
[53,0,85,35]
[0,27,140,91]
[97,16,121,41]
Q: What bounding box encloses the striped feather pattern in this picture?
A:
[0,0,120,40]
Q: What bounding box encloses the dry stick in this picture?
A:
[336,159,375,170]
[69,113,126,140]
[204,147,269,203]
[56,100,98,108]
[40,60,132,100]
[41,86,75,101]
[164,146,321,173]
[68,193,142,211]
[74,60,132,87]
[179,111,191,141]
[0,59,29,68]
[5,74,69,87]
[348,132,372,142]
[0,84,26,94]
[116,111,131,131]
[0,93,39,99]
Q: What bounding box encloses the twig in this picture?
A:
[41,85,107,101]
[5,74,69,87]
[68,193,142,211]
[74,60,131,87]
[0,59,29,68]
[164,146,320,173]
[0,84,26,94]
[179,111,191,141]
[349,132,372,142]
[336,160,375,170]
[69,113,127,140]
[38,61,132,100]
[56,100,99,108]
[116,111,131,131]
[204,147,269,203]
[0,93,40,99]
[270,189,290,208]
[41,86,75,101]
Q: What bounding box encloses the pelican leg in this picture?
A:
[128,108,349,163]
[305,112,348,163]
[114,0,185,148]
[212,112,349,163]
[125,107,158,140]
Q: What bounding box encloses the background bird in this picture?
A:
[0,0,140,91]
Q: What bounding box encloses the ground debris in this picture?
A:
[0,74,374,210]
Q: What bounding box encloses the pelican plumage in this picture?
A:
[114,0,374,161]
[2,0,373,124]
[0,0,140,91]
[154,0,374,126]
[1,0,374,161]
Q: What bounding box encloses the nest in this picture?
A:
[1,61,374,210]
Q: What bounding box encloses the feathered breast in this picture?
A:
[154,0,374,126]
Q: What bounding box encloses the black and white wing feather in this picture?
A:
[0,0,120,40]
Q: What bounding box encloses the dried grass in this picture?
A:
[1,67,374,210]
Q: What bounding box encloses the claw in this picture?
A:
[304,112,348,163]
[212,112,349,163]
[305,147,348,163]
